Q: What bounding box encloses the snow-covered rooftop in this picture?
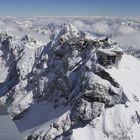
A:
[98,49,117,56]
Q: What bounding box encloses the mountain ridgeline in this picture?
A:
[0,21,139,140]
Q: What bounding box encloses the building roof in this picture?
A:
[111,46,123,53]
[97,49,117,56]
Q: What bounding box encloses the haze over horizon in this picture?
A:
[0,0,139,17]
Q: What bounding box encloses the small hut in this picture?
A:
[97,47,123,66]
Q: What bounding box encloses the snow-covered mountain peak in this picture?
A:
[20,34,43,48]
[0,32,13,42]
[64,23,79,35]
[0,17,139,140]
[55,23,80,41]
[16,20,32,31]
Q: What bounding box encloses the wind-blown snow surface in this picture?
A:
[0,17,140,140]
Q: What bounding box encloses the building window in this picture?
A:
[107,56,116,63]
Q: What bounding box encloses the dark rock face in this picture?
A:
[0,34,19,96]
[25,36,125,140]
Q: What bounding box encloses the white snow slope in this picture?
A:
[72,54,140,140]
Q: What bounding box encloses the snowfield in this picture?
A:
[72,54,140,140]
[0,17,140,140]
[107,54,140,101]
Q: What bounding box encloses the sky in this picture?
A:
[0,0,140,17]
